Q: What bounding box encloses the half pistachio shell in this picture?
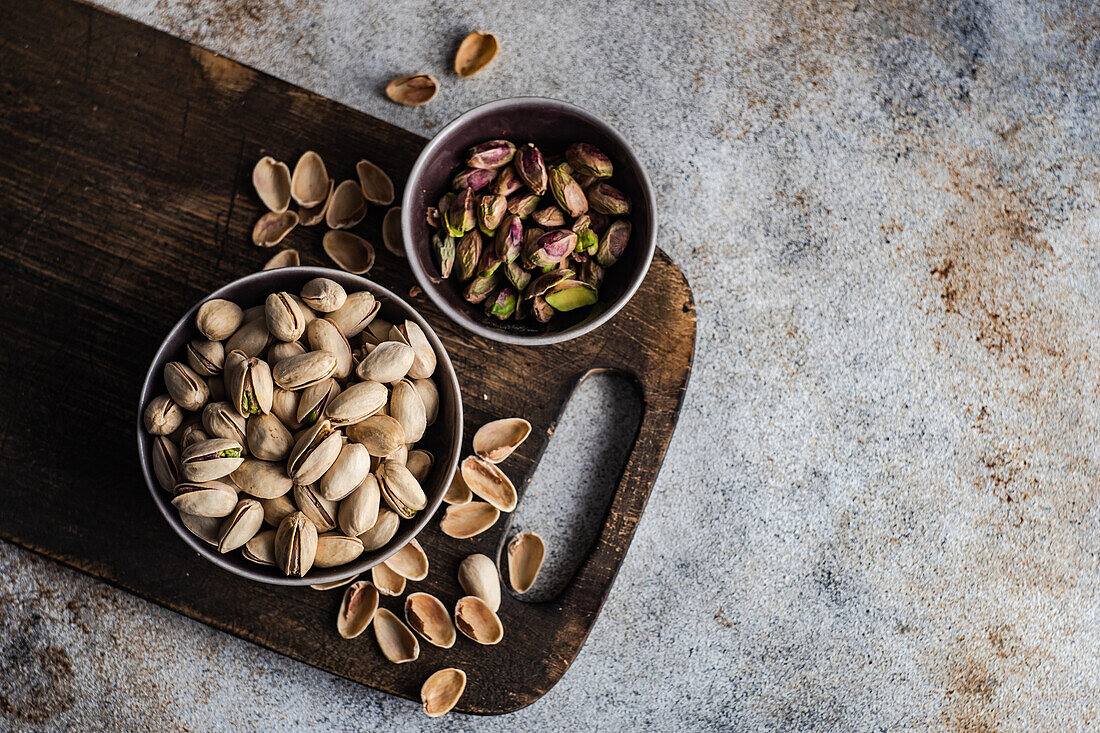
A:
[405,449,434,483]
[460,455,517,512]
[458,554,501,612]
[389,379,427,444]
[275,511,319,576]
[422,668,467,718]
[337,580,379,639]
[357,341,415,383]
[338,473,381,536]
[298,179,334,226]
[355,159,395,206]
[454,31,499,78]
[217,498,263,553]
[290,151,329,207]
[440,502,499,539]
[273,350,338,391]
[172,479,238,518]
[390,321,437,380]
[152,436,180,492]
[320,442,372,501]
[454,596,504,645]
[385,74,438,106]
[443,471,472,505]
[382,207,405,257]
[262,248,300,270]
[180,511,221,546]
[359,508,400,552]
[384,538,429,580]
[230,458,293,499]
[315,532,364,568]
[252,211,299,247]
[323,231,375,275]
[507,531,545,593]
[307,318,352,379]
[312,574,359,591]
[372,561,407,596]
[252,156,291,213]
[326,179,367,229]
[413,379,439,426]
[242,528,276,565]
[374,607,420,664]
[165,361,209,412]
[473,417,531,463]
[406,593,456,649]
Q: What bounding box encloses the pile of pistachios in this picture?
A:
[143,277,444,577]
[428,139,633,324]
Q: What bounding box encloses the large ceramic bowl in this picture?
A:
[136,267,462,586]
[402,97,657,346]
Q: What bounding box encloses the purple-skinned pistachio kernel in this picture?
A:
[587,182,631,215]
[565,142,613,178]
[453,167,498,192]
[466,140,517,169]
[514,143,547,195]
[596,219,631,266]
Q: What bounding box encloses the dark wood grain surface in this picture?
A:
[0,0,696,714]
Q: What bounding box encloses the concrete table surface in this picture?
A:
[4,0,1099,730]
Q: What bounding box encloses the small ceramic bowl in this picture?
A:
[136,267,462,586]
[402,97,657,346]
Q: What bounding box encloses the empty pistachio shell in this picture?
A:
[181,437,244,482]
[378,460,427,519]
[326,179,367,229]
[454,596,503,645]
[458,554,501,612]
[300,278,347,313]
[252,211,299,247]
[356,159,395,206]
[264,292,306,343]
[337,580,379,639]
[328,291,380,338]
[454,31,499,78]
[311,575,359,591]
[296,379,340,429]
[172,479,238,518]
[440,501,500,540]
[421,668,467,718]
[357,341,415,383]
[293,482,338,532]
[298,179,334,226]
[460,455,517,512]
[180,511,221,546]
[165,361,210,412]
[242,528,277,565]
[359,507,401,552]
[259,495,296,527]
[229,458,293,500]
[246,412,293,461]
[315,532,364,568]
[306,319,352,379]
[378,206,405,258]
[196,299,244,341]
[473,417,531,463]
[338,473,381,536]
[152,436,180,492]
[372,560,408,596]
[290,151,329,207]
[186,338,225,377]
[389,379,427,444]
[320,442,372,501]
[252,156,292,213]
[363,316,395,347]
[374,607,420,663]
[225,318,272,358]
[405,449,434,483]
[145,394,184,435]
[217,498,264,553]
[287,419,343,485]
[273,350,338,391]
[385,538,429,581]
[202,401,248,446]
[267,341,307,368]
[275,511,318,577]
[387,444,409,465]
[406,593,456,648]
[444,471,472,505]
[326,380,387,427]
[347,415,407,457]
[507,531,545,593]
[385,74,438,106]
[323,231,375,275]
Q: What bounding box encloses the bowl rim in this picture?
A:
[401,96,657,346]
[136,266,462,586]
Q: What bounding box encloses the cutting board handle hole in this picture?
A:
[500,371,642,602]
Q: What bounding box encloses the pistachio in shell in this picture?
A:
[274,511,318,577]
[196,299,244,341]
[265,291,307,343]
[347,414,407,458]
[180,437,244,482]
[164,361,210,412]
[405,449,434,483]
[338,472,381,536]
[262,248,300,270]
[290,150,330,207]
[507,530,545,593]
[171,479,238,518]
[217,498,264,553]
[326,179,367,229]
[373,607,420,664]
[300,277,347,313]
[457,553,501,612]
[454,31,499,78]
[306,318,352,379]
[385,74,438,107]
[287,418,343,485]
[473,417,531,463]
[272,350,338,391]
[320,442,372,502]
[145,394,184,435]
[323,230,375,275]
[242,528,277,565]
[224,318,272,358]
[378,460,428,519]
[229,457,293,500]
[328,291,380,338]
[245,412,293,461]
[356,341,415,383]
[259,495,296,527]
[179,511,221,547]
[337,580,379,639]
[405,592,456,649]
[326,380,387,427]
[421,668,467,718]
[252,156,292,213]
[267,340,307,368]
[356,159,395,206]
[152,435,180,492]
[382,206,405,257]
[252,211,299,247]
[293,481,338,533]
[359,507,401,552]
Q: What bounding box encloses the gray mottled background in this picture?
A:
[4,0,1100,730]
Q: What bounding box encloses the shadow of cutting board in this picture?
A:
[0,0,696,714]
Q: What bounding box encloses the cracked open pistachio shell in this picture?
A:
[390,320,436,380]
[180,511,221,546]
[473,418,531,463]
[406,593,456,648]
[444,471,472,505]
[596,219,632,266]
[549,165,589,218]
[196,299,243,341]
[374,607,420,664]
[296,378,340,429]
[326,380,387,427]
[454,596,504,645]
[338,473,381,536]
[180,425,210,450]
[145,394,183,435]
[242,528,276,565]
[507,531,545,593]
[273,351,338,391]
[186,338,225,377]
[252,156,291,213]
[378,460,427,519]
[323,180,366,230]
[287,419,343,485]
[337,580,379,639]
[152,436,180,492]
[298,178,334,226]
[263,292,305,343]
[321,442,371,501]
[382,206,405,258]
[217,498,263,553]
[164,361,209,412]
[252,211,299,247]
[566,142,613,178]
[359,507,400,552]
[385,73,438,106]
[294,482,337,532]
[300,277,347,313]
[323,231,375,275]
[457,553,501,612]
[172,479,238,518]
[422,668,466,718]
[267,341,306,368]
[372,563,407,596]
[275,511,318,577]
[246,413,293,461]
[225,351,274,417]
[454,31,498,78]
[347,415,406,457]
[259,495,296,527]
[356,159,395,206]
[307,318,352,379]
[385,538,428,581]
[203,401,248,446]
[181,438,244,482]
[315,532,364,568]
[230,457,293,499]
[356,341,414,384]
[412,380,439,426]
[328,291,379,338]
[312,575,359,591]
[460,455,517,512]
[225,318,272,358]
[405,450,434,483]
[586,181,632,215]
[389,379,427,443]
[290,151,329,207]
[440,502,499,540]
[467,140,516,170]
[271,387,301,431]
[514,143,547,195]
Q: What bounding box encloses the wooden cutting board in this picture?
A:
[0,0,696,714]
